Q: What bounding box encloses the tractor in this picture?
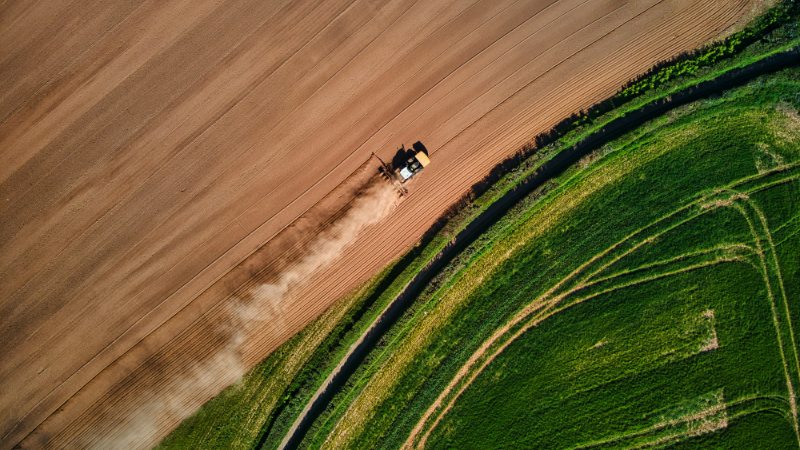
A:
[398,150,430,181]
[372,144,430,195]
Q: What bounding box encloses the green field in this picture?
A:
[422,102,800,449]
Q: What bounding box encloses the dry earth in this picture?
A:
[0,0,755,448]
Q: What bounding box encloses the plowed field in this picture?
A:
[0,0,755,448]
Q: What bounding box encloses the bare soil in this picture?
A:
[0,0,754,448]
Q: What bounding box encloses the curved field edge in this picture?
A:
[296,11,800,450]
[318,69,800,450]
[155,2,800,449]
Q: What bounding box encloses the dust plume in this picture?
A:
[229,179,401,339]
[81,179,400,450]
[81,338,246,450]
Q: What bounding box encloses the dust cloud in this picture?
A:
[82,179,400,449]
[230,179,401,338]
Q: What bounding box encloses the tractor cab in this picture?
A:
[399,151,430,181]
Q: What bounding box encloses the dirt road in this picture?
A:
[0,0,754,448]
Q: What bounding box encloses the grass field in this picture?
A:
[304,67,800,450]
[417,97,800,449]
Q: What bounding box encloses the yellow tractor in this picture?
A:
[398,151,430,181]
[372,144,430,195]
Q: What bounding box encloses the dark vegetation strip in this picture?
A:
[280,44,800,450]
[333,70,800,450]
[419,79,800,450]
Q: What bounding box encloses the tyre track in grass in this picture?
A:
[253,8,740,438]
[276,2,756,440]
[314,0,752,306]
[413,170,800,449]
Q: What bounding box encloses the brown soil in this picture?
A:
[0,0,754,448]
